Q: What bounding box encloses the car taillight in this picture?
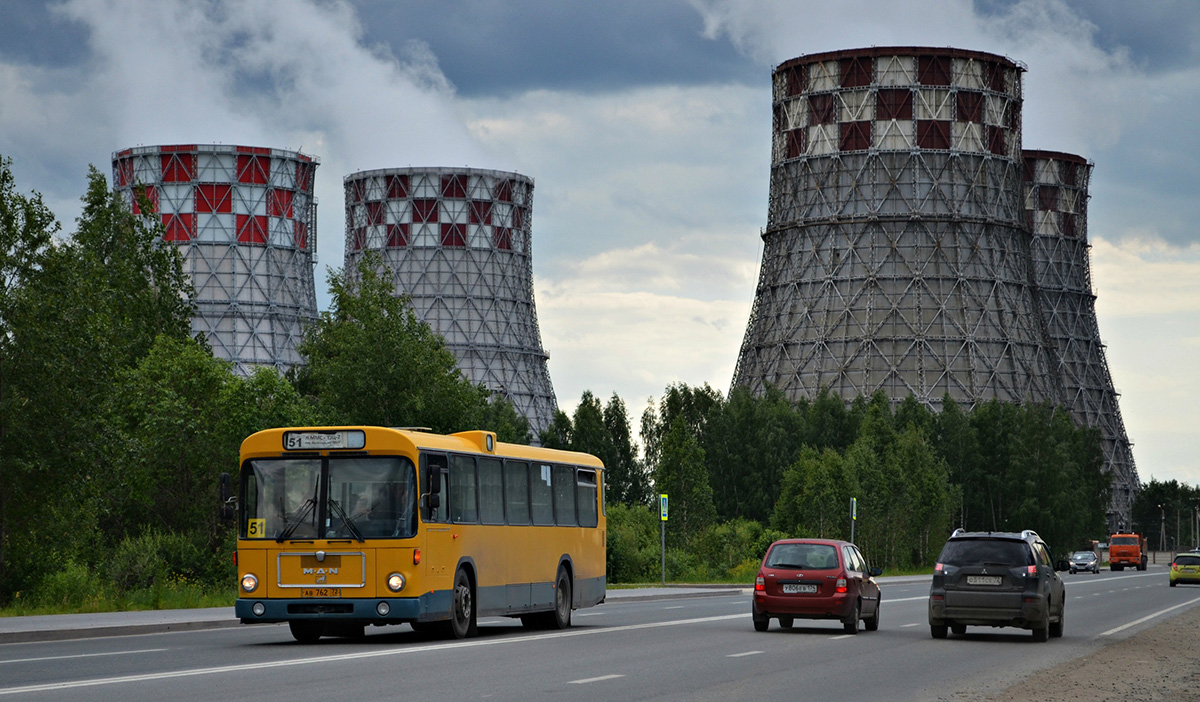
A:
[1026,565,1037,577]
[934,562,944,573]
[755,576,765,591]
[835,577,847,593]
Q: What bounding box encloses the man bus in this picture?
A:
[228,426,606,642]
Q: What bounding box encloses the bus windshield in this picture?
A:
[243,456,417,540]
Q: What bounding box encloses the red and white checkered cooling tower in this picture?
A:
[112,144,319,373]
[1024,150,1138,526]
[731,46,1139,529]
[343,167,557,438]
[734,47,1060,408]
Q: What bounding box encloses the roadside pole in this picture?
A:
[850,497,857,543]
[660,494,668,585]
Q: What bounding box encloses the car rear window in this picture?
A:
[1176,554,1200,566]
[937,539,1032,567]
[765,543,840,570]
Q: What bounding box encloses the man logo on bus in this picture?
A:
[303,568,339,575]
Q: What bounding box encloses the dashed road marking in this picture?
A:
[570,674,625,684]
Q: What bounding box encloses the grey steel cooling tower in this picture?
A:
[112,144,319,373]
[1024,150,1138,528]
[733,47,1062,410]
[342,167,557,438]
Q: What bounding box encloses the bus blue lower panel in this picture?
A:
[239,576,606,624]
[236,591,447,624]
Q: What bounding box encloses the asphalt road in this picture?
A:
[1,569,1196,701]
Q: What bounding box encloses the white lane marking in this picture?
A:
[663,606,684,610]
[900,623,920,628]
[0,613,745,696]
[575,612,604,617]
[0,649,168,665]
[569,674,624,684]
[1100,596,1200,637]
[885,596,927,603]
[727,651,762,658]
[828,634,856,640]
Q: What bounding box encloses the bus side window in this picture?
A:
[553,464,577,526]
[531,463,554,526]
[449,454,478,524]
[478,457,504,525]
[577,469,598,528]
[421,453,448,523]
[505,460,530,525]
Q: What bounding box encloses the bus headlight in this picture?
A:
[387,573,405,592]
[241,573,259,593]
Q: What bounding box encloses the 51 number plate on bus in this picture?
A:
[301,588,342,598]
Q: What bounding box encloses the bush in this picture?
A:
[107,530,205,594]
[606,504,660,582]
[30,561,102,610]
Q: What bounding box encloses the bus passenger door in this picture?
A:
[422,453,452,597]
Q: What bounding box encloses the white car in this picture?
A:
[1069,551,1099,574]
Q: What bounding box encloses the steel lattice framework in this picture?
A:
[112,144,319,374]
[735,48,1061,408]
[1024,150,1139,527]
[343,167,557,438]
[733,47,1138,528]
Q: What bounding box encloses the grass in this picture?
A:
[0,583,234,618]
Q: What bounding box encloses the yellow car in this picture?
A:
[1169,552,1200,586]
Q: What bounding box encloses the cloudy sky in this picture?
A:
[2,0,1198,486]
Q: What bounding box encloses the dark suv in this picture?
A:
[928,529,1067,642]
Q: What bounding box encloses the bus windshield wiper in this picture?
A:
[327,499,365,542]
[277,499,316,542]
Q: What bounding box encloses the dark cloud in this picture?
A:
[349,0,762,97]
[0,2,91,67]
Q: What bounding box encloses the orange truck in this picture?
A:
[1109,533,1148,571]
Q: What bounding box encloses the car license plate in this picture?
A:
[301,588,342,598]
[966,575,1002,586]
[782,583,818,594]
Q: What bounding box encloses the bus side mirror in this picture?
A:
[429,467,443,494]
[219,472,236,522]
[427,493,440,510]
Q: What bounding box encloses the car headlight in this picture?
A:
[241,573,258,593]
[387,573,405,592]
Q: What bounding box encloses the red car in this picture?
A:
[752,538,882,634]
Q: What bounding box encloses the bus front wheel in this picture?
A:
[289,620,324,643]
[449,569,477,639]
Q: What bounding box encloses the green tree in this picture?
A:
[0,166,194,598]
[654,417,717,548]
[0,154,60,595]
[602,393,649,507]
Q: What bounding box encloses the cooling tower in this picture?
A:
[112,145,319,374]
[343,167,557,438]
[733,47,1062,410]
[1024,150,1138,528]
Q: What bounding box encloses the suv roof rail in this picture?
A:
[1020,529,1040,540]
[951,528,965,537]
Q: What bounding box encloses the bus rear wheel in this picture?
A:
[289,620,324,643]
[551,565,572,629]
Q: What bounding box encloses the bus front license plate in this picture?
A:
[301,588,342,598]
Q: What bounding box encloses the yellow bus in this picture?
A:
[229,426,606,642]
